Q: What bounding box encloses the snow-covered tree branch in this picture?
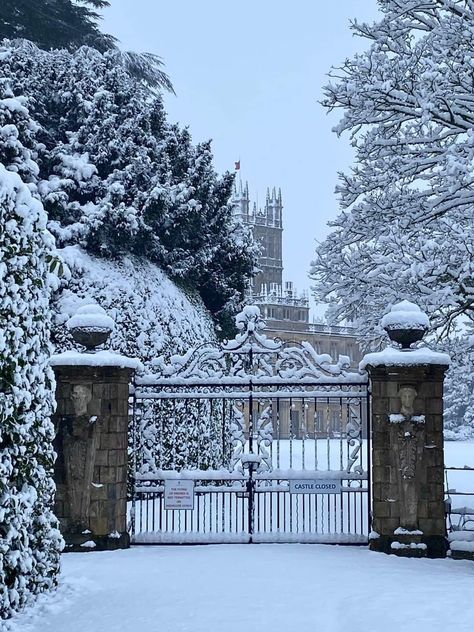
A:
[311,0,474,435]
[312,0,474,333]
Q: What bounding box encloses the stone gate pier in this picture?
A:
[362,301,450,557]
[51,304,141,551]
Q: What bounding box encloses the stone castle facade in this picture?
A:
[231,181,362,369]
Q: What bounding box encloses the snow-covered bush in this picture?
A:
[0,93,62,619]
[0,37,253,482]
[0,0,173,91]
[0,37,254,494]
[51,246,222,473]
[53,246,215,362]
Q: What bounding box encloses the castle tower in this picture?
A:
[251,187,283,295]
[230,179,362,438]
[231,182,309,330]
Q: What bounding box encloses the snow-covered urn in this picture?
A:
[381,300,430,350]
[67,303,115,351]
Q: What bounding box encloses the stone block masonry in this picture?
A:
[361,301,450,558]
[365,362,449,558]
[52,362,136,552]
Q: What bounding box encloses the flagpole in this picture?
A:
[234,157,242,192]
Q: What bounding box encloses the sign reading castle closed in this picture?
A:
[289,480,341,494]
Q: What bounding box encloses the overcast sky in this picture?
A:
[103,1,380,317]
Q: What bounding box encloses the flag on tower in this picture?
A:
[234,160,240,170]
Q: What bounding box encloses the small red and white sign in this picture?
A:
[164,480,195,510]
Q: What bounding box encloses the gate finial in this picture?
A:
[235,305,266,333]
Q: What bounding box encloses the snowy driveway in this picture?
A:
[10,544,474,632]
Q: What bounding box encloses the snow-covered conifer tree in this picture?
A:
[0,0,115,52]
[1,40,256,335]
[310,1,474,435]
[0,92,62,618]
[0,0,173,91]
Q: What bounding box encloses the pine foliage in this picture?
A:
[0,1,173,92]
[0,0,115,53]
[0,91,62,619]
[0,40,256,335]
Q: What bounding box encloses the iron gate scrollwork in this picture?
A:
[131,305,370,544]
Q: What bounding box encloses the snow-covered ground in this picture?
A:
[8,544,474,632]
[7,441,474,632]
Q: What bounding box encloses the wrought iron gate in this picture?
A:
[130,306,370,544]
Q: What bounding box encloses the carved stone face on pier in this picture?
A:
[398,385,417,418]
[71,384,93,417]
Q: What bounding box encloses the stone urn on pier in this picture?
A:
[51,303,141,552]
[361,300,450,558]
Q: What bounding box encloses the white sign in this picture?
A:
[289,480,341,494]
[164,480,195,510]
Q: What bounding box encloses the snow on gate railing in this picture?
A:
[130,306,370,543]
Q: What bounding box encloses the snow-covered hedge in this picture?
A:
[0,144,62,616]
[52,246,222,473]
[53,246,215,363]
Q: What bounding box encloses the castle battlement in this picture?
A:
[232,181,282,229]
